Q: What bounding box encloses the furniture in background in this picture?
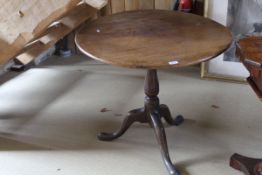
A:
[230,36,262,175]
[231,154,262,175]
[236,36,262,101]
[75,10,231,175]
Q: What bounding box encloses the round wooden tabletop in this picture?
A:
[75,10,232,69]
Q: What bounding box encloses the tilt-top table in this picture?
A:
[75,10,232,175]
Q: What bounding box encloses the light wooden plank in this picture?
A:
[0,0,78,64]
[155,0,176,10]
[111,0,125,14]
[139,0,154,9]
[15,4,96,65]
[125,0,139,11]
[0,0,106,65]
[125,0,154,10]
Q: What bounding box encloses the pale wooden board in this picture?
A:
[125,0,139,11]
[0,0,79,45]
[0,0,106,65]
[125,0,154,11]
[139,0,155,9]
[155,0,176,10]
[15,4,96,65]
[111,0,125,14]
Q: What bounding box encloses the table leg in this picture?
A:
[230,153,262,175]
[97,69,184,175]
[149,110,181,175]
[160,104,184,126]
[97,107,147,141]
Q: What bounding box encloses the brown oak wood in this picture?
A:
[232,36,262,175]
[237,36,262,100]
[97,69,184,175]
[237,36,262,67]
[75,10,232,69]
[111,0,125,14]
[230,154,262,175]
[76,10,231,175]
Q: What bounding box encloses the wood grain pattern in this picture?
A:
[139,0,155,9]
[237,36,262,67]
[111,0,125,13]
[15,4,96,65]
[125,0,139,11]
[0,0,78,64]
[237,36,262,101]
[125,0,154,11]
[76,10,232,69]
[0,0,105,65]
[155,0,176,10]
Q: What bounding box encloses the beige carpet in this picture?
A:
[0,56,261,175]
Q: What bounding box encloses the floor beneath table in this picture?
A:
[0,55,261,175]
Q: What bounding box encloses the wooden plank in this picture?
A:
[111,0,125,14]
[139,0,154,9]
[125,0,139,11]
[0,0,106,65]
[15,4,96,65]
[155,0,176,10]
[100,1,112,16]
[0,0,81,65]
[125,0,154,11]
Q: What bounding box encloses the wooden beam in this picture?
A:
[0,0,106,65]
[111,0,125,14]
[15,4,96,65]
[125,0,154,10]
[155,0,176,10]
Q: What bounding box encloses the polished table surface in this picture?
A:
[75,10,232,175]
[76,10,232,69]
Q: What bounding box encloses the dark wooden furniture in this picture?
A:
[237,36,262,100]
[231,154,262,175]
[75,10,232,175]
[230,36,262,175]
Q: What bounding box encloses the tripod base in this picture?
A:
[98,69,184,175]
[98,104,184,141]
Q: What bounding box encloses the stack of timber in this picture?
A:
[0,0,107,66]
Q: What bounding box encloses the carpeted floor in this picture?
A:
[0,55,261,175]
